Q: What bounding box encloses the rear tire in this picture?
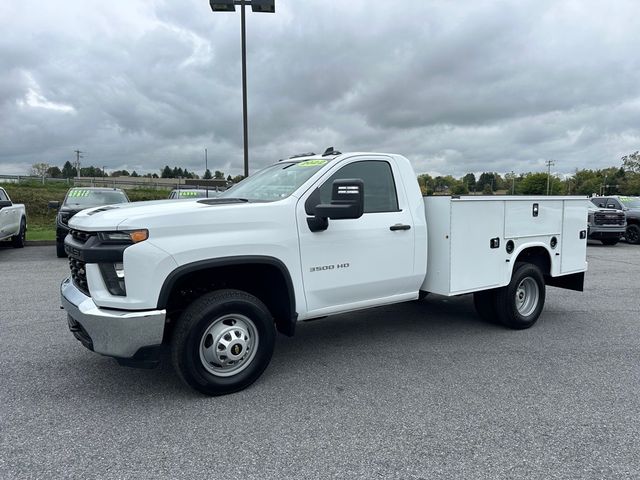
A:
[11,218,26,248]
[56,241,66,258]
[626,224,640,245]
[495,263,546,330]
[601,238,619,246]
[473,290,498,323]
[171,289,275,396]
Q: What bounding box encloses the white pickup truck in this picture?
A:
[61,150,588,395]
[0,187,26,248]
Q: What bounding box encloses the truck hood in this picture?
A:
[68,198,266,232]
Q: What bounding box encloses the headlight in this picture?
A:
[98,230,148,244]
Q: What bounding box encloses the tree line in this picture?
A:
[418,151,640,196]
[29,151,640,195]
[30,161,245,184]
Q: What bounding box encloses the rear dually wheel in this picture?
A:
[495,262,546,329]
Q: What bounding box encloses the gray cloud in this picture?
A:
[1,0,639,178]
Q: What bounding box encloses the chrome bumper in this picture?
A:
[60,277,166,359]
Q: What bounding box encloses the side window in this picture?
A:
[319,160,399,213]
[0,190,8,202]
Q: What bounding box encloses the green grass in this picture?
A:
[3,182,169,238]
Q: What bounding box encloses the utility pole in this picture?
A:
[510,170,515,195]
[545,159,555,195]
[205,148,208,175]
[74,150,84,179]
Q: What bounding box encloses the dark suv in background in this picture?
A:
[590,196,640,244]
[49,187,130,257]
[587,203,626,245]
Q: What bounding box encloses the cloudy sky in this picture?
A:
[1,0,640,178]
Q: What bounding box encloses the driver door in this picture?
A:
[296,156,417,316]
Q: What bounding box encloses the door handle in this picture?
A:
[390,224,411,231]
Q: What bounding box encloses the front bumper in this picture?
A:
[60,277,166,360]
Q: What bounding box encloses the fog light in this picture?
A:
[99,263,127,296]
[114,263,125,278]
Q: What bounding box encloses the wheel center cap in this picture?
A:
[230,343,243,356]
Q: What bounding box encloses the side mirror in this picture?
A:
[48,200,60,210]
[0,200,12,210]
[307,179,364,232]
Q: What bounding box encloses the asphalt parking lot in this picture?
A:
[1,243,639,479]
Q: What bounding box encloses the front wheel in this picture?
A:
[626,224,640,245]
[495,263,546,329]
[11,219,26,248]
[171,289,275,396]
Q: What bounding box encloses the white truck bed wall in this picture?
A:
[422,196,588,296]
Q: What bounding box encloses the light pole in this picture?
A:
[209,0,275,178]
[510,170,515,195]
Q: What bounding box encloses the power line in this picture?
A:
[546,159,555,195]
[74,150,84,179]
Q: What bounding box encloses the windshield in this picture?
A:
[620,197,640,208]
[63,189,129,207]
[219,159,329,202]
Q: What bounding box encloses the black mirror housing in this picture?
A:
[0,200,12,209]
[307,179,364,232]
[48,200,60,210]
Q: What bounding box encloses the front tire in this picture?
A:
[11,218,26,248]
[495,263,546,329]
[171,289,275,396]
[626,224,640,245]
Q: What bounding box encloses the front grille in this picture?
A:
[69,229,96,243]
[594,212,625,226]
[69,257,89,295]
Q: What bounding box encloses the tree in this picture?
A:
[622,151,640,173]
[203,169,212,179]
[131,171,139,177]
[62,161,77,178]
[477,172,497,192]
[462,173,476,191]
[227,175,232,182]
[111,170,130,177]
[416,174,434,195]
[231,175,245,184]
[482,183,493,195]
[30,162,50,177]
[518,172,562,195]
[161,166,173,178]
[214,170,225,179]
[451,183,469,195]
[46,166,62,178]
[80,166,103,177]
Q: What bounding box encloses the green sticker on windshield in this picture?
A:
[298,159,327,167]
[179,191,197,197]
[69,189,89,197]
